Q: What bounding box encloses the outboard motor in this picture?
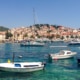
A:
[77,58,80,67]
[42,62,46,70]
[47,54,52,63]
[76,54,80,67]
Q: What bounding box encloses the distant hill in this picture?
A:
[0,26,9,31]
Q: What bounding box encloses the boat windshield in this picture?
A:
[67,52,71,54]
[59,51,65,55]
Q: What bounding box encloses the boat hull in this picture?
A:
[51,54,75,59]
[0,62,44,72]
[68,43,80,45]
[20,41,45,47]
[50,51,77,60]
[20,44,44,47]
[0,66,44,72]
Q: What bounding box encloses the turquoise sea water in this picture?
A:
[0,42,80,80]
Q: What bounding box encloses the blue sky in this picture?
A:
[0,0,80,29]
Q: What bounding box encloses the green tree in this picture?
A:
[48,35,55,39]
[24,33,28,37]
[5,31,13,39]
[75,35,78,38]
[61,36,64,40]
[47,30,52,33]
[56,34,60,38]
[30,35,35,39]
[71,35,74,38]
[66,35,69,39]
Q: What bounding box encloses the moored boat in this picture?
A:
[0,62,45,72]
[49,50,77,60]
[20,41,45,47]
[68,39,80,46]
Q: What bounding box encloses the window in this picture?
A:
[15,64,21,67]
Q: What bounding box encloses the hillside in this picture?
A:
[0,26,9,31]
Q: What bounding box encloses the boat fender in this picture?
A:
[42,62,46,70]
[8,59,11,63]
[48,54,52,63]
[42,62,46,66]
[18,55,22,58]
[54,58,58,61]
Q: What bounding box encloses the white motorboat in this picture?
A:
[68,39,80,46]
[0,61,45,72]
[49,50,77,60]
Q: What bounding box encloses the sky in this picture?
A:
[0,0,80,29]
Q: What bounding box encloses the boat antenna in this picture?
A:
[33,8,36,25]
[33,8,39,25]
[12,52,15,63]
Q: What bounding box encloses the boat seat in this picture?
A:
[14,64,21,67]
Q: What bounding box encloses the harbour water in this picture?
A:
[0,42,80,80]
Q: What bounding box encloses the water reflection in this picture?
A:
[51,58,78,70]
[0,71,34,80]
[0,42,80,80]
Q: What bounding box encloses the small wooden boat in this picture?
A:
[49,50,77,60]
[0,53,45,72]
[0,62,45,72]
